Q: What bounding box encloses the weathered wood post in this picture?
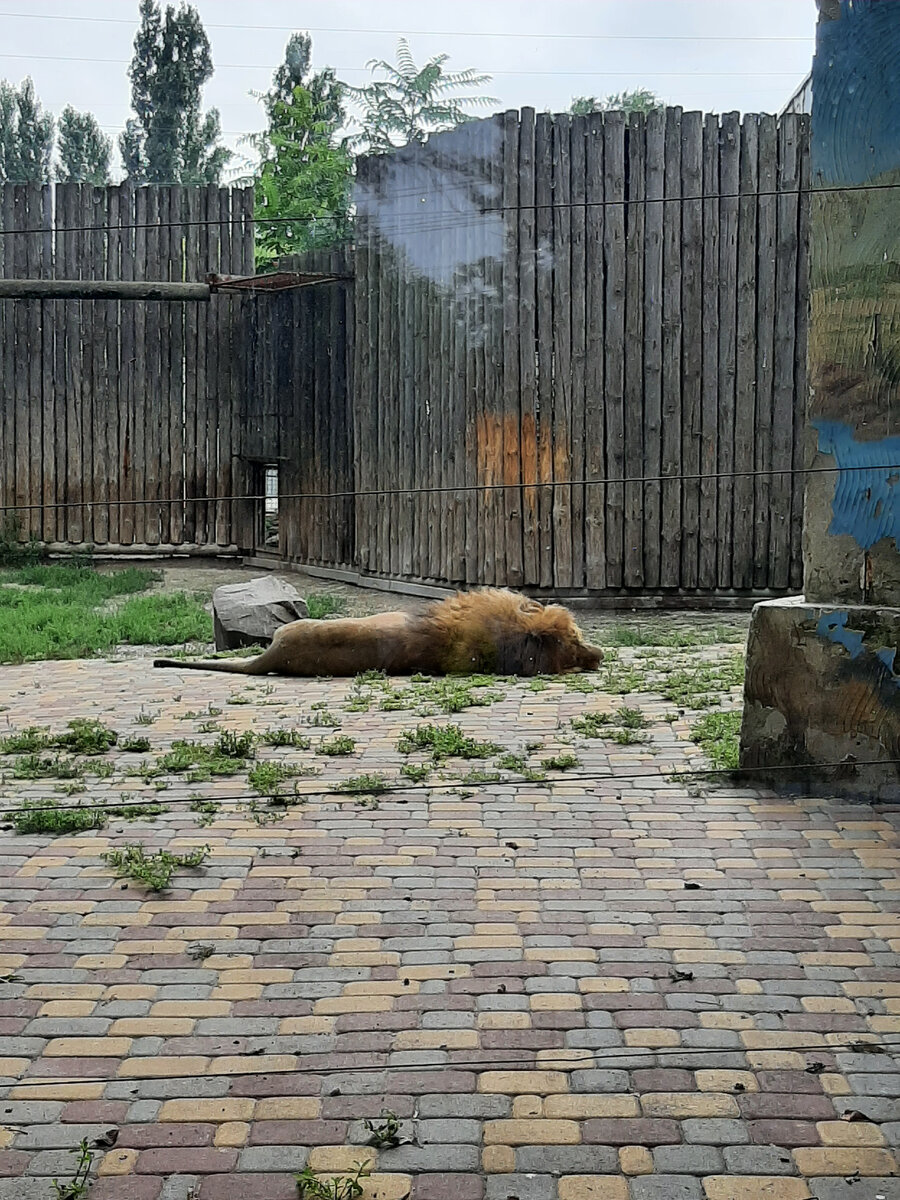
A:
[740,0,900,798]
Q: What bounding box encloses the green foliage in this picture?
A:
[56,106,111,183]
[318,735,356,756]
[541,752,581,771]
[690,709,741,770]
[399,762,430,783]
[0,719,115,756]
[12,800,106,836]
[344,37,496,153]
[0,564,210,663]
[52,1138,94,1200]
[106,801,168,820]
[0,514,44,567]
[364,1110,403,1148]
[190,798,220,826]
[102,842,209,892]
[338,773,389,795]
[254,85,352,266]
[0,76,54,183]
[215,730,256,759]
[570,712,613,737]
[247,760,308,799]
[306,593,346,620]
[295,1161,371,1200]
[156,740,248,780]
[260,728,311,749]
[120,0,228,183]
[397,723,500,761]
[570,88,663,116]
[119,737,152,753]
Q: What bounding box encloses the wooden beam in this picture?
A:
[0,278,211,301]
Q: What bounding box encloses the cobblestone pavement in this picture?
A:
[1,639,899,1200]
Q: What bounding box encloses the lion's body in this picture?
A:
[153,588,603,679]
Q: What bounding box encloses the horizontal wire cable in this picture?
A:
[2,1037,898,1095]
[2,462,897,516]
[2,756,898,823]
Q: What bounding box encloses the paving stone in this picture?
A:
[652,1145,725,1174]
[485,1176,556,1200]
[630,1176,704,1200]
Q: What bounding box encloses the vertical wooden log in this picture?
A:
[604,111,626,589]
[518,108,539,586]
[716,112,741,589]
[660,107,683,589]
[552,113,574,589]
[500,110,523,588]
[569,112,587,590]
[624,112,646,588]
[680,110,704,590]
[753,115,777,590]
[642,109,665,589]
[699,115,721,590]
[535,112,555,588]
[584,113,606,590]
[733,116,760,590]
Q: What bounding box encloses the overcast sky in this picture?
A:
[0,0,817,177]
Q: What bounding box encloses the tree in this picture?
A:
[570,88,664,116]
[57,106,112,184]
[254,84,352,267]
[344,38,497,153]
[248,33,349,267]
[120,0,229,184]
[0,77,54,183]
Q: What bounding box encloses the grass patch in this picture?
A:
[541,752,581,771]
[338,773,390,795]
[296,1162,371,1200]
[397,723,500,762]
[0,564,211,663]
[106,802,168,820]
[659,655,745,709]
[399,762,430,783]
[306,593,346,620]
[260,729,311,749]
[597,623,744,648]
[0,719,117,756]
[12,754,84,780]
[102,843,208,892]
[570,712,614,737]
[156,740,248,781]
[190,799,221,826]
[119,736,151,753]
[690,709,741,770]
[11,800,106,836]
[247,761,310,799]
[318,735,356,756]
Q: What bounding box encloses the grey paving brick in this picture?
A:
[485,1176,556,1200]
[0,1182,50,1199]
[847,1074,900,1096]
[723,1145,798,1174]
[378,1144,480,1171]
[103,1077,230,1100]
[160,1176,201,1200]
[630,1177,704,1200]
[570,1069,630,1093]
[16,1123,116,1151]
[682,1118,750,1145]
[809,1180,900,1200]
[417,1094,510,1119]
[0,1102,62,1123]
[652,1146,725,1174]
[417,1119,483,1144]
[126,1101,162,1122]
[516,1146,618,1174]
[238,1146,310,1172]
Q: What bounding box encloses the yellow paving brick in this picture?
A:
[579,977,629,993]
[867,1016,900,1033]
[642,1092,740,1118]
[746,1051,809,1070]
[278,1016,335,1035]
[394,1029,478,1050]
[344,980,420,996]
[209,985,263,1001]
[209,1054,298,1075]
[108,1018,195,1037]
[255,1097,322,1120]
[523,947,596,962]
[97,1148,139,1176]
[820,1074,852,1095]
[217,969,294,984]
[484,1119,581,1145]
[74,954,128,970]
[801,996,857,1013]
[103,986,157,1001]
[736,979,764,994]
[672,949,746,964]
[44,1037,132,1057]
[700,1012,755,1030]
[815,1121,886,1147]
[558,1177,629,1200]
[0,1129,13,1150]
[160,1099,254,1122]
[150,1001,230,1017]
[478,1012,531,1029]
[479,1071,569,1095]
[619,1146,654,1175]
[39,1000,96,1017]
[741,1031,826,1050]
[624,1028,680,1048]
[328,952,399,967]
[703,1176,811,1200]
[314,995,394,1015]
[215,1122,250,1147]
[512,1096,543,1119]
[695,1070,759,1093]
[357,1176,411,1200]
[118,1056,209,1079]
[530,994,582,1011]
[793,1148,898,1176]
[799,953,871,968]
[545,1095,640,1119]
[308,1146,379,1172]
[10,1081,105,1100]
[843,981,900,997]
[482,1146,516,1173]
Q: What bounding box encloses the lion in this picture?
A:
[153,587,603,679]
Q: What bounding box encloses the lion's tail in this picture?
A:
[152,657,263,675]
